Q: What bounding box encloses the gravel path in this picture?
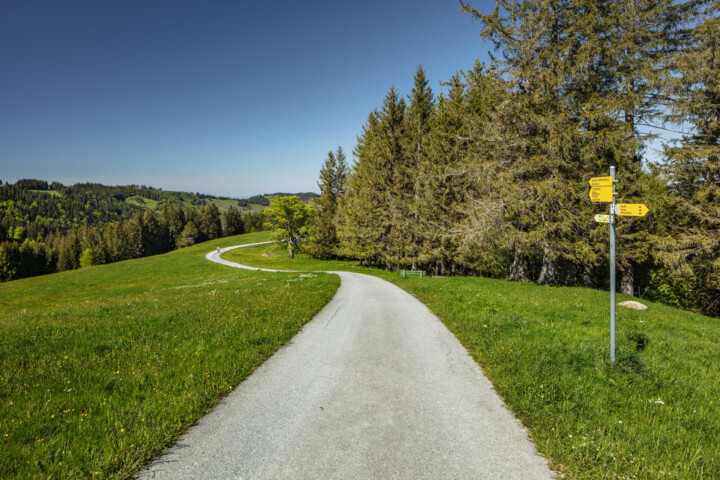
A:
[135,244,554,479]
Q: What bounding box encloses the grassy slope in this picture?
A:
[224,239,720,480]
[125,195,259,214]
[0,232,339,479]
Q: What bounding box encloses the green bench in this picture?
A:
[400,269,426,278]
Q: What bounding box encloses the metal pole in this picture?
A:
[609,166,616,364]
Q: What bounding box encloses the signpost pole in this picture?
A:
[609,166,616,364]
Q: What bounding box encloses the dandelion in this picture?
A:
[120,428,125,433]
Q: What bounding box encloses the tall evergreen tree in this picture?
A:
[198,203,222,241]
[378,86,409,268]
[658,1,720,314]
[400,65,435,269]
[222,206,245,237]
[307,147,348,259]
[337,110,389,265]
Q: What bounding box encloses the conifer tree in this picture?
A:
[198,203,222,241]
[307,147,348,259]
[460,0,593,284]
[419,74,476,275]
[378,86,409,268]
[338,108,391,266]
[222,206,244,237]
[658,1,720,314]
[401,66,435,269]
[177,221,199,248]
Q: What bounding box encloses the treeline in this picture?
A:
[0,203,265,282]
[1,180,143,241]
[0,180,241,244]
[308,0,719,317]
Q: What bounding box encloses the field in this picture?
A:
[0,232,339,479]
[224,239,720,480]
[124,195,258,214]
[2,232,717,479]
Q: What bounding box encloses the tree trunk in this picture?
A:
[620,262,634,296]
[537,250,557,286]
[583,264,593,288]
[508,251,530,282]
[288,248,294,259]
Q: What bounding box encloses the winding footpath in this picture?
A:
[136,243,555,479]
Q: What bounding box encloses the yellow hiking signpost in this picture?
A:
[588,176,614,203]
[590,168,650,364]
[589,186,613,203]
[616,203,649,217]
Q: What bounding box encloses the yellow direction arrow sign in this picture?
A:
[588,176,614,187]
[617,203,649,217]
[589,185,613,203]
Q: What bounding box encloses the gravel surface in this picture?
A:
[135,245,554,479]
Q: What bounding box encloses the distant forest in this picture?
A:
[0,180,266,282]
[307,1,720,318]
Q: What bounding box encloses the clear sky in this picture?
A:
[1,0,494,198]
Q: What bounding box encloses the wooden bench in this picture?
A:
[400,269,426,278]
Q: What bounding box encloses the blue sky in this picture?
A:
[1,0,493,197]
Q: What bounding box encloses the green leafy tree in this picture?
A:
[79,248,95,268]
[12,226,25,242]
[264,196,313,259]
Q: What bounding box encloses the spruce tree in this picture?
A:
[222,206,244,237]
[378,86,409,268]
[308,147,348,259]
[659,1,720,315]
[337,107,392,266]
[401,66,435,269]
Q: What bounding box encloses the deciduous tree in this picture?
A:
[264,196,313,259]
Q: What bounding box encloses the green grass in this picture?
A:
[124,195,160,210]
[123,195,261,214]
[0,232,339,479]
[224,239,720,480]
[30,189,62,197]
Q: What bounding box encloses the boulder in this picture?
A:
[618,300,648,311]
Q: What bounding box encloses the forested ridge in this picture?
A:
[308,0,720,317]
[0,180,269,282]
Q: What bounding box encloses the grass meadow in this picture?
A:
[0,232,339,479]
[225,238,720,480]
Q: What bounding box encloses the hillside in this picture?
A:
[224,240,720,480]
[0,179,320,284]
[0,180,278,242]
[0,232,339,479]
[2,231,718,478]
